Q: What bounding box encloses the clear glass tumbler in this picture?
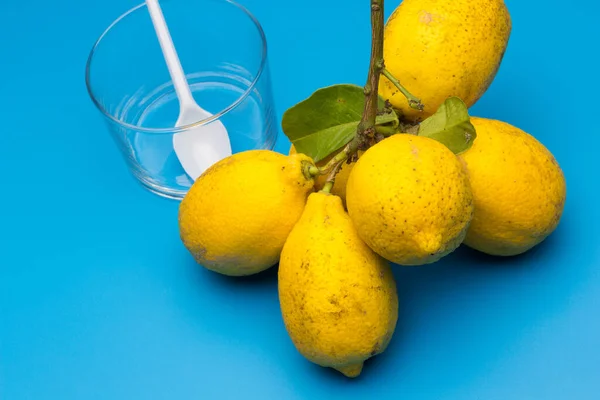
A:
[86,0,277,200]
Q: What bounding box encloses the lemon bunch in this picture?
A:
[177,0,566,379]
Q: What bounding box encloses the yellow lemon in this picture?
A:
[279,192,398,378]
[178,150,315,276]
[289,144,357,205]
[346,134,474,265]
[460,118,567,256]
[380,0,511,121]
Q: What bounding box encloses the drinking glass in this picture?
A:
[86,0,277,200]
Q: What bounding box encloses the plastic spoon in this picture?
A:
[145,0,232,180]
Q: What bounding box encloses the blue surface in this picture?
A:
[1,0,599,398]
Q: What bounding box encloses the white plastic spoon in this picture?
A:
[146,0,232,180]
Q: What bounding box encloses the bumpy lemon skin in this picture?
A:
[380,0,511,121]
[289,144,356,205]
[178,150,315,276]
[278,193,398,378]
[347,134,474,266]
[460,118,567,256]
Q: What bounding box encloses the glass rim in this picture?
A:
[84,0,268,134]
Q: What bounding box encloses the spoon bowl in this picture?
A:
[173,103,232,179]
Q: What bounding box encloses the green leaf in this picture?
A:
[282,84,399,162]
[417,97,477,154]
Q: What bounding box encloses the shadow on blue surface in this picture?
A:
[116,208,590,400]
[202,261,280,285]
[347,224,572,384]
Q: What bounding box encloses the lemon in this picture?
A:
[346,134,474,265]
[279,192,398,378]
[380,0,511,121]
[178,150,315,276]
[460,118,567,256]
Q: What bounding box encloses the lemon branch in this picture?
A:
[356,0,385,145]
[309,0,390,183]
[381,68,424,111]
[313,0,385,184]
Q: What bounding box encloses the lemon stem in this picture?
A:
[381,68,424,111]
[307,165,320,177]
[321,182,334,194]
[303,161,321,180]
[317,141,354,176]
[320,160,345,194]
[375,123,398,137]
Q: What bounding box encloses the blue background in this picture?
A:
[1,0,599,398]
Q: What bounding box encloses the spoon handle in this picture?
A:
[146,0,195,106]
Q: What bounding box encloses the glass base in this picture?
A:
[135,173,188,201]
